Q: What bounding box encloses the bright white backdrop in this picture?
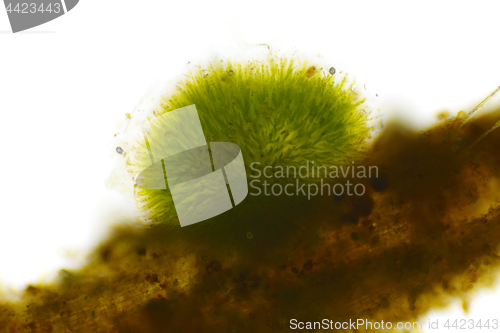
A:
[1,1,500,331]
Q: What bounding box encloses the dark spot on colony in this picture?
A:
[100,247,111,262]
[379,297,390,309]
[371,173,388,192]
[205,260,222,274]
[353,195,374,217]
[302,260,314,272]
[146,274,159,284]
[341,213,359,224]
[232,271,261,296]
[144,298,175,322]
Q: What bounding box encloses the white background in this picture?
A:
[1,1,500,331]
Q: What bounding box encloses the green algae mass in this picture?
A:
[132,55,370,232]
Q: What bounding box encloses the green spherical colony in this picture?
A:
[131,54,370,248]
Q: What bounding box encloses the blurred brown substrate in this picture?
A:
[1,110,500,332]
